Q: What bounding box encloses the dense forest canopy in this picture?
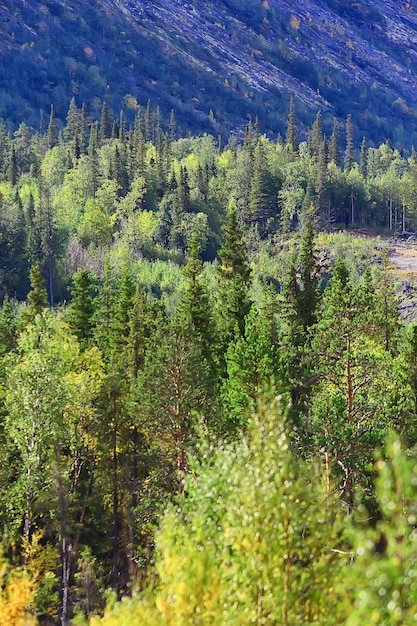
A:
[1,99,417,624]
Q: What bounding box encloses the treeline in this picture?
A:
[0,98,417,303]
[1,101,417,624]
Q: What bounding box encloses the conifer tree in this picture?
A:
[87,122,100,196]
[145,100,154,143]
[113,145,129,197]
[0,122,7,175]
[67,269,96,347]
[285,96,299,154]
[280,221,321,421]
[310,260,401,503]
[79,101,90,151]
[111,119,119,140]
[178,236,217,369]
[329,117,341,167]
[46,105,57,150]
[7,142,18,185]
[100,101,111,141]
[119,110,126,143]
[344,114,355,173]
[133,111,146,177]
[169,109,178,141]
[216,201,252,346]
[297,218,321,329]
[249,137,271,230]
[360,137,368,180]
[64,97,79,143]
[308,110,323,158]
[222,303,277,429]
[25,262,48,321]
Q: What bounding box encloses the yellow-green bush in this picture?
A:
[89,397,347,625]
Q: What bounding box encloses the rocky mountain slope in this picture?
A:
[1,0,417,145]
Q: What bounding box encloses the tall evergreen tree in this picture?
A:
[145,100,154,143]
[329,117,341,167]
[216,201,252,347]
[7,142,18,186]
[178,237,217,370]
[46,105,57,150]
[308,110,323,158]
[286,96,299,154]
[64,97,79,143]
[344,114,355,173]
[24,262,48,323]
[67,269,96,346]
[100,102,112,141]
[360,137,368,180]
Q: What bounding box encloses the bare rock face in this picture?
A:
[1,0,417,143]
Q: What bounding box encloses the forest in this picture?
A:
[1,98,417,624]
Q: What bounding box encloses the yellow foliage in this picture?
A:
[0,554,36,626]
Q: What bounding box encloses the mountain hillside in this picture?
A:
[2,0,417,146]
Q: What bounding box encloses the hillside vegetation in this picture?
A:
[0,98,416,624]
[2,0,417,146]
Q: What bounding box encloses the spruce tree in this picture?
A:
[64,97,79,143]
[100,101,112,141]
[344,114,355,173]
[329,117,341,167]
[217,201,252,346]
[308,110,323,158]
[178,236,217,370]
[7,142,18,186]
[67,269,96,346]
[25,262,48,322]
[286,96,299,154]
[360,137,368,180]
[46,105,57,150]
[145,100,154,143]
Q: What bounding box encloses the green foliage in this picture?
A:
[88,397,347,625]
[2,84,417,624]
[346,436,417,624]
